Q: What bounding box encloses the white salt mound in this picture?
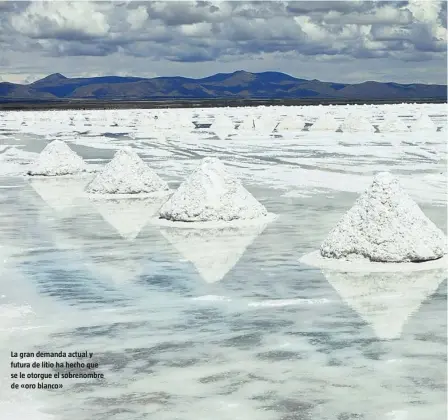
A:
[27,140,87,176]
[320,172,447,263]
[309,113,340,132]
[411,114,436,131]
[340,114,375,133]
[85,147,169,195]
[158,157,268,222]
[379,116,410,133]
[276,116,305,132]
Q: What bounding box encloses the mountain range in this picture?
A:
[0,71,446,102]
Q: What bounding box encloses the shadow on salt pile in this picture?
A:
[322,268,447,340]
[158,221,271,284]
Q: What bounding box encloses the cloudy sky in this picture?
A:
[0,1,446,85]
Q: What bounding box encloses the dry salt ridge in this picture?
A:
[85,147,170,197]
[301,171,448,272]
[153,157,276,227]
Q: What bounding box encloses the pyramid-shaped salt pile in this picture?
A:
[238,117,255,131]
[85,147,169,195]
[212,115,235,139]
[276,115,305,132]
[411,114,436,131]
[340,114,374,133]
[309,113,340,132]
[320,172,447,263]
[158,157,268,222]
[254,116,278,133]
[379,115,409,133]
[27,140,87,176]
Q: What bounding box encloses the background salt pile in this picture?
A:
[27,140,87,176]
[158,157,268,223]
[85,147,169,195]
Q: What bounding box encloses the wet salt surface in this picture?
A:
[0,174,446,420]
[0,104,447,420]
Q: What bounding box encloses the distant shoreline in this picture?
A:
[0,97,446,111]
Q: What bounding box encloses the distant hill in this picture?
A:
[0,70,446,102]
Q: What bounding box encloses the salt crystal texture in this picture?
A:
[85,147,169,195]
[411,114,436,131]
[320,172,447,263]
[158,157,268,222]
[309,113,340,132]
[27,140,87,176]
[379,116,410,133]
[340,114,375,133]
[276,116,305,132]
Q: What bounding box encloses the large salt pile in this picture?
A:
[319,172,447,263]
[27,140,87,176]
[411,114,436,131]
[212,115,235,139]
[85,147,169,195]
[309,113,340,132]
[340,114,375,133]
[379,115,410,133]
[158,157,269,223]
[276,115,305,132]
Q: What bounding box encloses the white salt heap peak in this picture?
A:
[86,147,169,195]
[158,157,268,222]
[379,115,410,133]
[340,114,375,133]
[411,114,436,131]
[276,115,305,132]
[27,140,87,176]
[309,113,340,132]
[320,172,447,263]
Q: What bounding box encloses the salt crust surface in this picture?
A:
[318,172,447,263]
[85,147,169,195]
[309,113,340,131]
[27,140,88,176]
[379,116,410,133]
[340,114,375,133]
[158,157,270,223]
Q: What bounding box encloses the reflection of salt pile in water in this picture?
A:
[323,268,446,340]
[321,172,447,263]
[27,140,87,176]
[28,176,91,213]
[212,115,235,140]
[379,115,410,133]
[301,172,447,269]
[340,114,375,133]
[89,196,167,241]
[85,148,169,196]
[160,223,269,283]
[309,113,340,132]
[158,157,270,223]
[276,115,305,132]
[411,113,437,131]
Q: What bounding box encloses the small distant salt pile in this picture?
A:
[254,116,278,133]
[85,147,169,195]
[320,172,447,263]
[212,115,235,139]
[238,117,255,131]
[276,115,305,132]
[411,114,436,131]
[339,114,375,133]
[27,140,87,176]
[379,115,410,133]
[158,157,268,223]
[309,113,340,132]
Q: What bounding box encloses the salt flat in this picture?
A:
[0,103,446,420]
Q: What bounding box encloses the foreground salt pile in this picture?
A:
[340,114,375,133]
[158,157,269,223]
[85,147,169,195]
[411,113,436,131]
[27,140,87,176]
[309,113,340,132]
[379,115,410,133]
[320,172,447,263]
